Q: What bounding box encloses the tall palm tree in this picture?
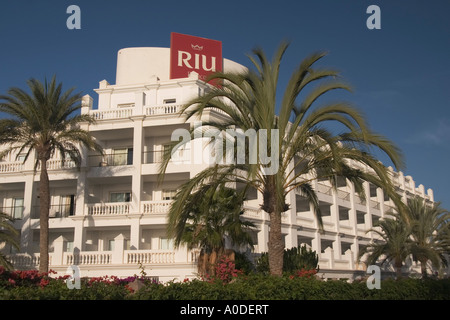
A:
[403,196,450,277]
[0,212,19,270]
[168,182,254,276]
[0,76,103,273]
[358,215,412,278]
[159,42,404,276]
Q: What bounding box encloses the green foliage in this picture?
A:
[255,245,319,274]
[1,266,449,300]
[234,251,255,274]
[0,212,19,270]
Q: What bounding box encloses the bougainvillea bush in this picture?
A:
[0,266,156,300]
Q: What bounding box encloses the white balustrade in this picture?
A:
[125,250,175,264]
[145,104,181,116]
[6,253,40,268]
[64,252,112,265]
[141,201,171,214]
[46,159,77,170]
[0,162,23,173]
[90,107,134,120]
[86,202,130,216]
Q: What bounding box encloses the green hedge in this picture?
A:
[1,273,449,300]
[133,276,450,300]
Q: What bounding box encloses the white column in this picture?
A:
[311,231,321,254]
[112,234,126,264]
[134,91,144,115]
[285,168,298,248]
[73,219,86,253]
[53,236,67,266]
[20,174,35,252]
[348,181,357,234]
[131,117,144,214]
[75,169,87,216]
[130,218,141,250]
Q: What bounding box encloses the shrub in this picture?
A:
[1,265,450,300]
[255,245,319,274]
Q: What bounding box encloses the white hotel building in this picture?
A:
[0,46,438,281]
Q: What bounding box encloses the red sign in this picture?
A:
[170,32,222,85]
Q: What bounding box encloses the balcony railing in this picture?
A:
[126,250,175,264]
[88,152,133,167]
[1,159,76,173]
[0,162,24,173]
[145,104,182,116]
[64,251,112,265]
[90,107,134,120]
[31,204,76,219]
[141,200,171,214]
[86,202,130,216]
[143,149,190,164]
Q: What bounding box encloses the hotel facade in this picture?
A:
[0,35,441,281]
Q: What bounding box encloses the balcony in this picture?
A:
[84,200,171,217]
[141,201,171,214]
[143,149,190,164]
[31,203,76,219]
[86,202,130,216]
[145,104,182,116]
[1,159,76,174]
[87,104,183,121]
[0,161,24,173]
[7,234,199,274]
[88,151,133,167]
[90,106,134,120]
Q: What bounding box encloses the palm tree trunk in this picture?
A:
[420,259,428,278]
[395,259,403,279]
[39,159,50,274]
[268,209,284,276]
[263,178,284,276]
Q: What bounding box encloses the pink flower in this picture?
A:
[39,278,50,288]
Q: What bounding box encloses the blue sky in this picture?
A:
[0,0,449,208]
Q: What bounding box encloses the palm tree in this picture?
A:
[0,212,20,270]
[159,42,404,276]
[0,76,103,273]
[403,196,450,277]
[358,215,412,278]
[168,182,255,276]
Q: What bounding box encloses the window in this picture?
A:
[160,238,174,250]
[113,148,133,166]
[162,190,177,201]
[110,192,131,203]
[13,198,24,219]
[60,195,75,217]
[66,241,74,252]
[107,240,115,251]
[163,98,176,104]
[16,154,26,163]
